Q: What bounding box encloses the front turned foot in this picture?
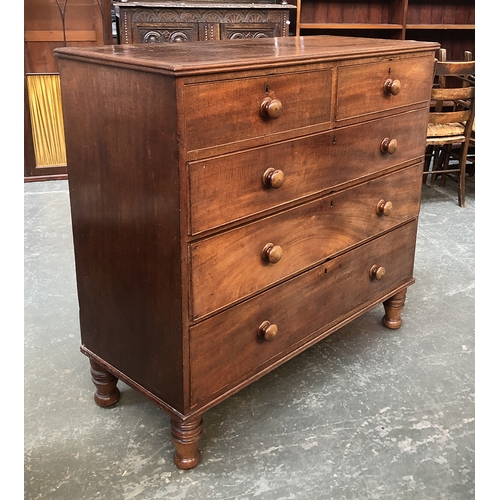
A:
[382,289,407,330]
[89,359,120,407]
[170,415,203,470]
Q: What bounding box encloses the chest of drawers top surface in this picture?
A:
[54,35,438,75]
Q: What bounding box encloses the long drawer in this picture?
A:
[189,163,422,319]
[188,108,428,234]
[189,219,418,405]
[336,55,435,121]
[182,69,332,152]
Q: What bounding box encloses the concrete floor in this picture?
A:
[25,177,475,500]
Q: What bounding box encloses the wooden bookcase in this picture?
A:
[295,0,475,60]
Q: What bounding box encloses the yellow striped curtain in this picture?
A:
[26,74,67,167]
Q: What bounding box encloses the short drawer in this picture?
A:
[182,69,332,152]
[189,163,422,319]
[134,24,201,44]
[220,23,283,40]
[188,108,428,234]
[336,55,435,121]
[189,220,418,405]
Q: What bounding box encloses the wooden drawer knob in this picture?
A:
[263,168,285,188]
[380,138,398,154]
[262,243,282,263]
[383,78,401,96]
[260,97,283,119]
[259,320,278,342]
[376,199,393,216]
[370,265,386,280]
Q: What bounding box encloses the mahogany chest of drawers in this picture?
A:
[114,1,294,44]
[55,35,438,469]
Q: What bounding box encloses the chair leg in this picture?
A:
[458,143,468,208]
[430,146,446,188]
[423,145,433,184]
[439,145,452,188]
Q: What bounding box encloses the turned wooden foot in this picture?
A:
[89,359,120,407]
[170,415,203,470]
[382,289,407,330]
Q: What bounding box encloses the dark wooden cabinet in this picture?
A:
[114,1,295,43]
[55,35,438,469]
[296,0,474,60]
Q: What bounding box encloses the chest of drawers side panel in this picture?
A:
[58,58,189,412]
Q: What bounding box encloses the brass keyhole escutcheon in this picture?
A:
[383,78,401,96]
[263,168,285,188]
[376,199,393,216]
[259,320,278,342]
[260,97,283,119]
[262,243,283,263]
[370,265,386,280]
[380,137,398,154]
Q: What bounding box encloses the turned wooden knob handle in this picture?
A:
[376,199,393,216]
[262,243,282,263]
[370,265,386,280]
[380,137,398,154]
[260,97,283,119]
[263,168,285,188]
[383,78,401,96]
[259,320,278,342]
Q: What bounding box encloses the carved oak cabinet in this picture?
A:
[55,35,438,469]
[114,1,294,43]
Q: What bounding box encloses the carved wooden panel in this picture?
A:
[221,23,282,39]
[137,25,201,43]
[115,3,294,44]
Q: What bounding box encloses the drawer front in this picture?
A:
[336,55,435,121]
[190,220,418,405]
[188,108,428,234]
[189,163,422,319]
[135,24,200,43]
[182,70,332,152]
[220,23,283,40]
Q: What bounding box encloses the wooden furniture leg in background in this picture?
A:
[382,289,407,330]
[90,359,121,407]
[170,415,203,470]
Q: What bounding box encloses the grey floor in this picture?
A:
[25,176,475,500]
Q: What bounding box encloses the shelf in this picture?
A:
[406,0,474,26]
[406,25,475,31]
[300,24,403,31]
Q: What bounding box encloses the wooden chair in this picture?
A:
[422,50,475,207]
[443,51,475,180]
